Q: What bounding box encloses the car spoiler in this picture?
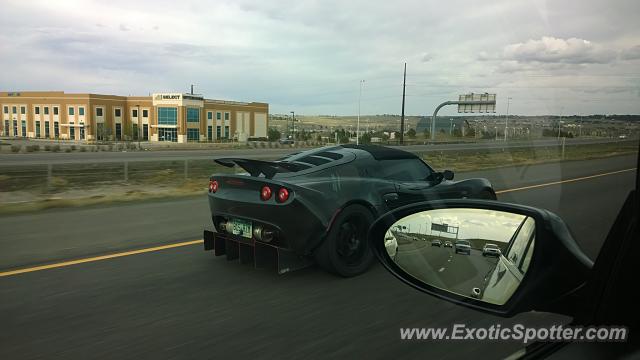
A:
[214,158,308,179]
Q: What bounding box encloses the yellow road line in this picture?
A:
[1,167,636,278]
[0,240,203,278]
[495,168,636,194]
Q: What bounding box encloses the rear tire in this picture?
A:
[315,204,375,277]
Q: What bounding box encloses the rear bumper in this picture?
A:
[204,230,313,274]
[208,193,328,255]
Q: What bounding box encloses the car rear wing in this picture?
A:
[214,158,308,179]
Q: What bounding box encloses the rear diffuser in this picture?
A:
[203,230,311,274]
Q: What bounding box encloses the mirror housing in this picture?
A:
[443,170,454,180]
[369,199,593,318]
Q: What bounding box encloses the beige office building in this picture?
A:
[0,91,269,143]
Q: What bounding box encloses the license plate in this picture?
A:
[230,218,252,239]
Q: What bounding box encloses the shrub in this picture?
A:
[11,145,21,153]
[25,145,40,152]
[70,145,77,151]
[52,145,61,152]
[64,148,72,153]
[44,145,51,151]
[80,146,87,152]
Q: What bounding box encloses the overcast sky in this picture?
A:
[1,0,639,115]
[389,209,525,242]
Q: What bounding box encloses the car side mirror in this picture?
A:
[369,199,593,317]
[443,170,454,180]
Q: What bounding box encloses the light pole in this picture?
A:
[136,105,141,149]
[449,119,453,135]
[290,111,295,140]
[504,97,511,142]
[495,126,498,141]
[357,80,365,145]
[558,107,564,140]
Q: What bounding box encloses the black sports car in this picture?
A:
[203,144,496,277]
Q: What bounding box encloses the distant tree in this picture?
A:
[423,129,430,138]
[407,128,416,138]
[268,128,281,141]
[359,133,372,145]
[453,128,462,137]
[316,134,323,142]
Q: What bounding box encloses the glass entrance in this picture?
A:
[158,128,177,142]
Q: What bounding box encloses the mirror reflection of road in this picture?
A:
[394,234,499,298]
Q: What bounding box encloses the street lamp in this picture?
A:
[558,107,564,140]
[290,111,295,140]
[357,80,365,145]
[137,104,141,149]
[504,97,512,141]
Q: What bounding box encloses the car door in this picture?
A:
[380,158,460,208]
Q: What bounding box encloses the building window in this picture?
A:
[132,109,138,118]
[54,122,59,138]
[21,120,26,136]
[70,124,75,140]
[68,107,75,116]
[13,120,17,136]
[4,120,8,136]
[224,125,230,138]
[115,123,122,140]
[207,111,213,120]
[224,112,230,121]
[21,106,26,115]
[216,125,221,138]
[35,121,41,138]
[207,125,212,140]
[216,112,221,120]
[96,108,103,117]
[45,122,50,138]
[44,107,49,115]
[187,128,200,141]
[96,123,104,141]
[12,106,17,114]
[143,109,149,118]
[132,124,139,140]
[115,108,121,117]
[53,107,59,115]
[35,107,40,115]
[3,106,7,114]
[187,108,200,123]
[80,127,85,140]
[157,107,178,125]
[143,124,149,140]
[79,107,85,116]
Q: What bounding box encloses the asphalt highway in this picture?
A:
[0,153,637,359]
[0,137,629,164]
[395,244,499,298]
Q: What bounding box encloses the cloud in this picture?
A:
[420,52,433,62]
[620,45,640,60]
[1,1,640,115]
[501,36,616,64]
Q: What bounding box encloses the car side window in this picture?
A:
[380,159,432,182]
[505,217,536,274]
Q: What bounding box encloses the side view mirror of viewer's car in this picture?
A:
[369,199,593,317]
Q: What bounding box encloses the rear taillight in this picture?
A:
[276,187,290,203]
[260,186,272,201]
[209,179,219,193]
